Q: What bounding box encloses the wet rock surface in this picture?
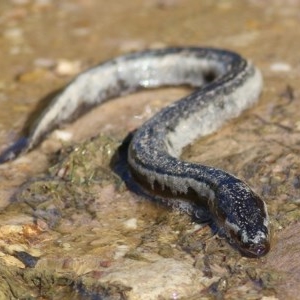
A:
[0,0,300,299]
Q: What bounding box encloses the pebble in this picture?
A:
[123,218,138,230]
[100,258,209,300]
[3,27,23,42]
[53,129,73,142]
[55,59,82,76]
[114,244,130,259]
[270,62,291,72]
[34,57,56,69]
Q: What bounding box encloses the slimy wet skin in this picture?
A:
[1,47,269,257]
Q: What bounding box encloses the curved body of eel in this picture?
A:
[2,47,270,257]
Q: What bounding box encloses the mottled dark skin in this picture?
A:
[213,175,270,257]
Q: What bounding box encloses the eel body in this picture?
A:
[2,47,269,257]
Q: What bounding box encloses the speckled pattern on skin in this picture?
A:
[1,47,270,257]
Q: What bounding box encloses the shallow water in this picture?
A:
[0,0,300,299]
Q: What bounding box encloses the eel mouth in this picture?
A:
[240,241,270,258]
[234,233,270,258]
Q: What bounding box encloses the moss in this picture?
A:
[158,243,174,258]
[12,134,121,229]
[49,134,121,186]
